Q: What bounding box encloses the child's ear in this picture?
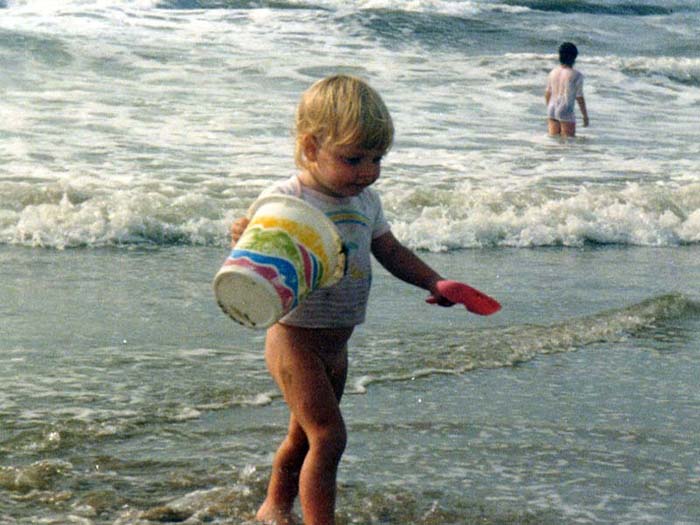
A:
[302,134,319,162]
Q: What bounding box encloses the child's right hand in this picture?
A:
[230,217,249,247]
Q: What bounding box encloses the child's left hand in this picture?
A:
[426,287,455,307]
[426,280,501,316]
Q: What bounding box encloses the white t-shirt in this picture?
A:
[257,176,391,328]
[546,66,584,123]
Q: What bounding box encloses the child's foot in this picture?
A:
[255,502,300,525]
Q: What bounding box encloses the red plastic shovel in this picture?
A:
[426,280,501,316]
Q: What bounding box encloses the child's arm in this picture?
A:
[371,230,450,304]
[577,96,589,127]
[230,217,249,247]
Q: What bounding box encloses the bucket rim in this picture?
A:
[249,194,337,233]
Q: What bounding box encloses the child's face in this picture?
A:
[302,138,384,198]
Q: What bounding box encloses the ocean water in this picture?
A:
[1,1,699,524]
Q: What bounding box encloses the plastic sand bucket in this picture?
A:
[213,194,346,329]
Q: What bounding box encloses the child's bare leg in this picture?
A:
[548,118,561,136]
[256,416,308,524]
[258,324,350,525]
[560,121,576,137]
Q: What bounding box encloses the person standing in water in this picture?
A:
[545,42,590,137]
[230,74,457,525]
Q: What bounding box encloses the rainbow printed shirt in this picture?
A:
[255,176,391,328]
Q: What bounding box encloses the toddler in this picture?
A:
[231,74,456,525]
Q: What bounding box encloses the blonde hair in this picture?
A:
[294,74,394,169]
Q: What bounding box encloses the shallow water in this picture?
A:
[1,1,699,251]
[2,245,699,523]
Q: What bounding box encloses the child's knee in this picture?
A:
[313,424,347,461]
[283,431,310,459]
